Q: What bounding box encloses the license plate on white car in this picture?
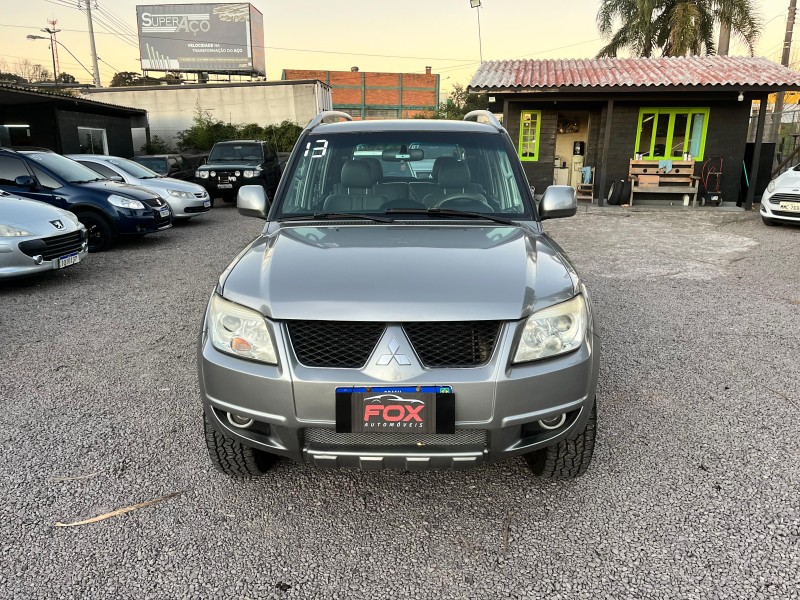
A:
[779,201,800,212]
[159,207,170,217]
[56,252,80,269]
[218,183,233,189]
[203,200,211,208]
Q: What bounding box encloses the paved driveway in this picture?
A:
[1,206,798,599]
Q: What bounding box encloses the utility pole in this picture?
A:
[84,0,102,87]
[771,0,797,141]
[44,19,60,80]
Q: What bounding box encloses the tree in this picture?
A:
[0,71,28,84]
[110,71,140,87]
[418,83,490,120]
[596,0,760,57]
[14,59,50,82]
[140,135,173,154]
[55,72,77,84]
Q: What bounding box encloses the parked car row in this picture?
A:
[0,148,215,280]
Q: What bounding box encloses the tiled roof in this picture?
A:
[469,57,800,91]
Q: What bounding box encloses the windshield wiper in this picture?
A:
[71,178,105,183]
[384,207,519,226]
[280,212,391,223]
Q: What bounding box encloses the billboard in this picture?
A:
[136,3,265,75]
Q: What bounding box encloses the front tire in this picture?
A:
[76,212,114,252]
[524,401,597,479]
[203,412,277,477]
[762,216,781,226]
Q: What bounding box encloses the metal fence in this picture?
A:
[747,104,800,174]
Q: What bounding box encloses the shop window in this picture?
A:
[634,108,709,160]
[518,110,541,161]
[78,127,108,154]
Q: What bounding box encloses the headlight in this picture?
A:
[196,170,209,179]
[107,194,145,210]
[208,295,278,364]
[0,224,32,237]
[243,169,262,178]
[767,180,776,193]
[513,295,587,363]
[166,189,193,199]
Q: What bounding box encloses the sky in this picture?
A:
[0,0,795,92]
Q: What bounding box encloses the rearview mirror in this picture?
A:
[237,185,269,219]
[539,185,577,220]
[15,175,36,188]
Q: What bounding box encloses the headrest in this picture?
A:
[358,157,382,182]
[437,161,471,189]
[432,156,458,181]
[341,160,376,189]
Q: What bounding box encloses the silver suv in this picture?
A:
[199,111,599,479]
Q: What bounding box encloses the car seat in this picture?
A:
[422,161,491,210]
[323,160,387,212]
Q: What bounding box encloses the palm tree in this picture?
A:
[712,0,760,56]
[596,0,760,58]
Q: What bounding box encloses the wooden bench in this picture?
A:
[628,159,699,206]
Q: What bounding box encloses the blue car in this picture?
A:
[0,149,172,251]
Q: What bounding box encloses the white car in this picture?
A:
[0,192,88,280]
[760,167,800,226]
[68,154,212,221]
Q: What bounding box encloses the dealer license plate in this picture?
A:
[779,201,800,212]
[56,252,80,269]
[159,207,170,217]
[203,200,211,208]
[335,386,454,434]
[218,183,233,189]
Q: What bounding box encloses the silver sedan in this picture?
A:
[68,154,212,220]
[0,192,88,280]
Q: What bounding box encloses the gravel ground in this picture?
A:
[1,204,798,599]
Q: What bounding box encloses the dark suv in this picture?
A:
[194,140,281,203]
[0,149,171,251]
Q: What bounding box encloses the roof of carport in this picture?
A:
[0,84,145,116]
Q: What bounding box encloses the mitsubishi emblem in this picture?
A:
[376,337,411,366]
[50,220,64,230]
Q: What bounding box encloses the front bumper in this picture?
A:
[198,317,600,470]
[0,229,88,280]
[196,176,265,198]
[163,192,212,218]
[761,194,800,223]
[115,207,172,235]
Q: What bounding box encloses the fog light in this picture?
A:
[33,255,43,265]
[227,412,254,429]
[538,413,567,430]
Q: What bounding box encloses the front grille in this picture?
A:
[184,205,210,214]
[286,321,386,368]
[304,428,486,447]
[140,196,165,208]
[770,209,800,218]
[403,321,501,368]
[193,192,206,198]
[768,193,800,204]
[18,230,83,261]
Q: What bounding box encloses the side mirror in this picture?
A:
[539,185,577,220]
[15,175,36,188]
[237,185,270,219]
[110,175,124,182]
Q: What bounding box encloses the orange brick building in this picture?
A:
[281,67,440,119]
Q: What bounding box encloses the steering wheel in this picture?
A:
[434,193,495,212]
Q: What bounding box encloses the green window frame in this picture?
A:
[634,108,710,160]
[518,110,541,161]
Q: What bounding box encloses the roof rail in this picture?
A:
[306,110,354,131]
[463,110,502,130]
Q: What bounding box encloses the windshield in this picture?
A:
[106,157,160,179]
[133,157,167,175]
[209,143,263,163]
[278,131,531,219]
[27,153,104,183]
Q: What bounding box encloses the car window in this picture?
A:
[210,143,264,162]
[133,157,167,175]
[78,161,118,179]
[30,165,63,190]
[0,156,30,186]
[277,131,529,218]
[106,157,159,179]
[27,153,103,183]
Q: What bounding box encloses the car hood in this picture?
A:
[79,180,160,200]
[221,224,578,321]
[129,177,206,194]
[198,162,261,170]
[774,168,800,190]
[0,196,81,234]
